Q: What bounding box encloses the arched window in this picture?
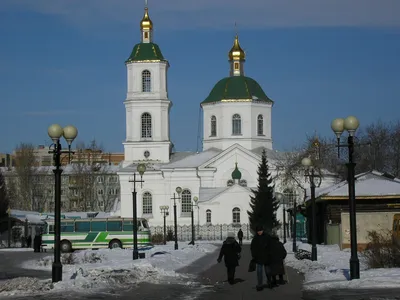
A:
[142,192,152,214]
[142,70,151,92]
[232,114,241,135]
[210,116,217,137]
[181,189,192,214]
[206,209,212,223]
[283,188,296,208]
[257,114,263,136]
[141,113,152,138]
[232,207,241,224]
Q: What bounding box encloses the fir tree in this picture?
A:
[0,170,9,218]
[248,149,280,233]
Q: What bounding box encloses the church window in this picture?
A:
[210,116,217,137]
[239,179,247,187]
[142,70,151,92]
[283,188,296,208]
[257,115,264,135]
[227,179,234,186]
[232,114,242,135]
[144,32,149,39]
[141,113,152,138]
[232,207,241,224]
[142,192,153,215]
[206,209,212,223]
[181,189,192,215]
[234,62,239,70]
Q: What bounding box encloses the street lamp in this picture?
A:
[172,187,182,250]
[275,193,287,243]
[160,205,169,245]
[331,116,360,279]
[48,124,78,283]
[301,157,322,261]
[129,163,146,260]
[189,196,199,245]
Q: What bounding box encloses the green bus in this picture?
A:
[42,217,152,253]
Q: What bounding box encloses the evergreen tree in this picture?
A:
[248,149,280,233]
[0,170,9,218]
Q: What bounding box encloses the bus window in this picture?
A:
[49,225,55,234]
[91,221,107,232]
[107,221,122,231]
[75,221,90,232]
[123,220,133,231]
[61,222,74,233]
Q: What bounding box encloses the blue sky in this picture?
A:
[1,0,399,153]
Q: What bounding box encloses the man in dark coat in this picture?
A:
[250,225,273,291]
[217,232,242,284]
[237,229,243,246]
[269,235,287,285]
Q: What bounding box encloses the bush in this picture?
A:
[167,229,174,241]
[363,230,400,268]
[151,233,164,245]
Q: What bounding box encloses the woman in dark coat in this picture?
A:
[269,235,287,285]
[217,232,242,284]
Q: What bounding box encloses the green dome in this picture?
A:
[231,163,242,180]
[126,42,165,63]
[201,76,273,105]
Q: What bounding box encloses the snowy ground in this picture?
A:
[285,241,400,291]
[0,242,218,297]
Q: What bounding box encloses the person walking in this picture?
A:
[250,225,273,291]
[269,234,287,285]
[217,232,242,284]
[237,228,243,246]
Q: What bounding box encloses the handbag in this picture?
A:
[248,259,256,272]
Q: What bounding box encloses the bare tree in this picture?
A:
[95,169,119,212]
[389,121,400,177]
[0,170,9,218]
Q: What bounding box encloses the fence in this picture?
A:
[151,223,252,241]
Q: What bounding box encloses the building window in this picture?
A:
[257,114,263,135]
[232,207,241,224]
[210,116,217,137]
[97,176,104,183]
[142,70,151,92]
[283,188,296,208]
[97,189,104,195]
[181,189,192,214]
[142,192,152,214]
[232,114,241,135]
[144,32,149,39]
[141,112,152,138]
[206,209,212,223]
[234,62,239,70]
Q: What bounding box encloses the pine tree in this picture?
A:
[247,149,280,233]
[0,170,10,218]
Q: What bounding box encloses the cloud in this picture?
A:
[1,0,400,30]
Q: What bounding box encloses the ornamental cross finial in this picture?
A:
[145,0,148,8]
[234,21,238,36]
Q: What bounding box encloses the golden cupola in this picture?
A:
[228,35,246,61]
[140,6,153,43]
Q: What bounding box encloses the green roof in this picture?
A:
[231,163,242,180]
[201,76,273,105]
[125,42,165,63]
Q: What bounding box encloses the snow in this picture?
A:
[0,242,217,297]
[285,241,400,291]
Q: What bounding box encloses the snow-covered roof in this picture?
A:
[305,170,400,202]
[163,149,221,169]
[2,164,121,175]
[199,187,230,202]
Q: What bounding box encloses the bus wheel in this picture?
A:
[60,240,72,253]
[109,239,122,249]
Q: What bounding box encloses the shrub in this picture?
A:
[167,229,174,241]
[363,230,400,268]
[151,233,164,245]
[61,253,75,265]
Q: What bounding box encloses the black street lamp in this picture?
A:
[129,163,146,260]
[292,194,297,253]
[301,157,322,262]
[48,124,78,283]
[331,116,360,280]
[160,205,169,245]
[275,193,288,243]
[171,187,182,250]
[188,196,199,245]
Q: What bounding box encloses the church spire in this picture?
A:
[140,1,153,43]
[228,27,245,76]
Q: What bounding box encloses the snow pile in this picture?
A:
[285,241,400,291]
[0,242,217,297]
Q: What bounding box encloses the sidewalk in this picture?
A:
[197,244,304,300]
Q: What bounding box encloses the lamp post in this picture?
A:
[129,163,146,260]
[292,192,297,253]
[172,187,182,250]
[7,207,11,248]
[301,157,322,261]
[331,116,360,280]
[47,124,78,283]
[189,196,199,245]
[160,205,169,245]
[275,193,287,243]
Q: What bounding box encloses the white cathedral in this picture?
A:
[116,6,335,227]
